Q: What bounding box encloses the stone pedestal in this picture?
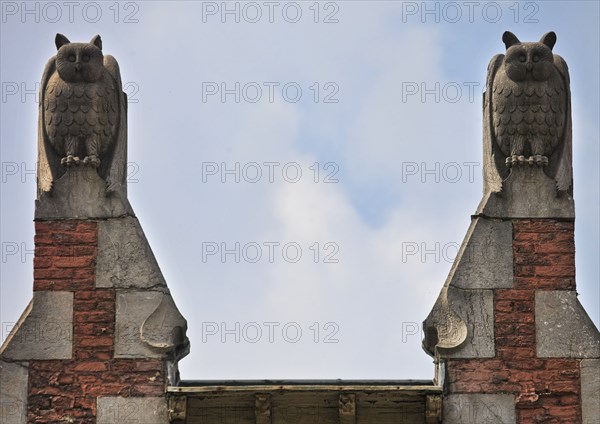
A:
[423,166,599,423]
[1,167,189,424]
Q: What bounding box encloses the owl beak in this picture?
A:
[526,62,533,72]
[75,63,81,72]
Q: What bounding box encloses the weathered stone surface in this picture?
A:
[96,216,167,289]
[35,166,133,220]
[0,291,73,360]
[423,287,467,355]
[443,288,495,358]
[97,396,168,424]
[115,291,167,359]
[448,218,513,290]
[477,166,574,219]
[536,291,600,358]
[423,217,507,357]
[142,293,190,357]
[424,288,494,358]
[443,394,516,424]
[115,291,189,361]
[0,361,28,424]
[581,359,600,424]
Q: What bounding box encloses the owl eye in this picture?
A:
[533,54,540,62]
[68,55,76,62]
[82,54,90,62]
[518,54,526,63]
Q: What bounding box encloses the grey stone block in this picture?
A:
[0,291,73,360]
[0,361,28,424]
[96,216,167,289]
[443,394,516,424]
[423,217,508,358]
[115,291,189,360]
[115,291,167,358]
[423,287,495,359]
[35,166,134,220]
[97,396,168,424]
[449,218,513,290]
[477,166,574,219]
[443,288,495,358]
[536,291,600,358]
[581,359,600,424]
[423,290,468,355]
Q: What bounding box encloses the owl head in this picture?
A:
[54,34,104,83]
[502,31,556,82]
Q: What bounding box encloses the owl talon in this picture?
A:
[61,155,80,166]
[506,155,521,167]
[83,155,101,167]
[526,155,549,167]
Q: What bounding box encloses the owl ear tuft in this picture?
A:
[540,31,557,50]
[90,35,102,50]
[55,33,70,50]
[502,31,521,49]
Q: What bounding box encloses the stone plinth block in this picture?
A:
[96,216,167,289]
[442,288,494,358]
[581,359,600,424]
[477,166,574,219]
[35,166,133,220]
[443,394,516,424]
[115,291,189,360]
[424,287,495,358]
[97,396,168,424]
[447,217,513,290]
[423,217,509,357]
[0,291,73,360]
[0,361,28,424]
[536,291,600,358]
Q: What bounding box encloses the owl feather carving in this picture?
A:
[483,31,572,194]
[38,33,128,197]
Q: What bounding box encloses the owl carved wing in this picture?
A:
[37,56,61,196]
[482,53,506,194]
[37,53,128,199]
[549,54,572,194]
[99,54,128,198]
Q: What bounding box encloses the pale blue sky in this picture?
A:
[1,1,598,379]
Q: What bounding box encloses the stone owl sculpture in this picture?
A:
[38,33,128,197]
[483,31,572,194]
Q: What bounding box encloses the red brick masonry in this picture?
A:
[29,221,165,423]
[447,220,581,423]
